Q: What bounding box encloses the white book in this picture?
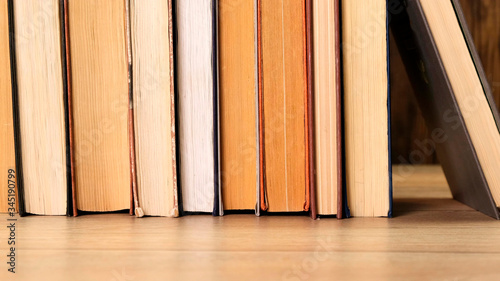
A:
[176,0,220,214]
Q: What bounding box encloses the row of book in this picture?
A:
[1,0,499,219]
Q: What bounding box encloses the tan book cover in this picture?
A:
[67,0,131,213]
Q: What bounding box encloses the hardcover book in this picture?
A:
[257,0,311,213]
[66,0,132,215]
[218,0,259,213]
[311,0,343,218]
[342,0,392,217]
[130,0,179,217]
[11,0,70,216]
[176,0,221,215]
[392,0,500,219]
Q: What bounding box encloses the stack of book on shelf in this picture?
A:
[0,0,499,219]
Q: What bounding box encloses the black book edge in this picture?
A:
[392,0,499,219]
[7,0,25,217]
[59,0,73,217]
[212,0,223,217]
[168,0,180,218]
[335,0,343,220]
[306,0,317,220]
[172,0,184,217]
[386,0,393,218]
[338,0,350,219]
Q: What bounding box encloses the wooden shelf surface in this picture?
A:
[1,165,500,281]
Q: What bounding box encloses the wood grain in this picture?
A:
[13,0,67,215]
[130,0,178,217]
[68,0,130,212]
[312,0,338,216]
[0,0,16,213]
[1,166,500,280]
[343,0,390,217]
[260,0,307,212]
[393,165,452,199]
[219,0,258,210]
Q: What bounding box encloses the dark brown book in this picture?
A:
[392,0,500,219]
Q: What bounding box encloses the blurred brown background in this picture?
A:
[391,0,500,164]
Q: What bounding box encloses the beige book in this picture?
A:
[419,0,500,207]
[313,0,340,216]
[130,0,178,217]
[343,0,390,217]
[13,0,68,215]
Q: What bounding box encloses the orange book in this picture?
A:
[0,0,16,213]
[67,0,131,214]
[219,0,258,212]
[257,0,310,212]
